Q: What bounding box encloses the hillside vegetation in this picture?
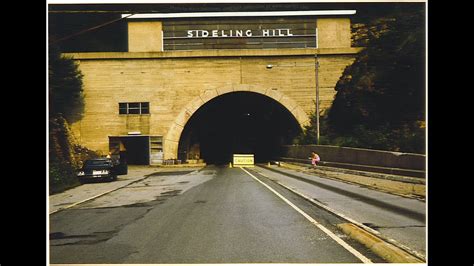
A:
[298,5,425,154]
[49,46,100,194]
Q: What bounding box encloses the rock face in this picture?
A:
[49,116,101,194]
[351,18,395,47]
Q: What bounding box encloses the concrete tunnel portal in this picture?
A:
[177,91,302,164]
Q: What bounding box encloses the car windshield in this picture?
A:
[84,160,112,167]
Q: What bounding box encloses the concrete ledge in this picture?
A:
[321,161,425,178]
[278,160,425,185]
[273,162,425,199]
[63,47,363,60]
[337,223,424,263]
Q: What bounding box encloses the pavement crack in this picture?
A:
[377,225,425,229]
[50,232,95,240]
[50,230,118,246]
[312,198,328,206]
[362,223,425,230]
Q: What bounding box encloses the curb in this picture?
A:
[49,175,151,215]
[49,167,206,215]
[276,162,425,200]
[278,157,426,179]
[278,161,425,185]
[338,223,424,263]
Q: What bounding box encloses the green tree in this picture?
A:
[297,5,426,153]
[48,45,90,194]
[328,6,425,132]
[48,45,84,123]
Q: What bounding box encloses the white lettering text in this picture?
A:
[185,28,294,38]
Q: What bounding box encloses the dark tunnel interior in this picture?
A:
[178,91,302,164]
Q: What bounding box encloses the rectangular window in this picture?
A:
[119,103,127,114]
[141,102,150,114]
[128,102,140,114]
[118,102,150,115]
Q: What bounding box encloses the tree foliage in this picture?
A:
[297,5,426,153]
[330,7,425,129]
[48,45,93,194]
[48,45,84,123]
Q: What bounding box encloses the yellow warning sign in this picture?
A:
[233,154,255,167]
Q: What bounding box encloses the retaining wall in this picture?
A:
[280,145,425,172]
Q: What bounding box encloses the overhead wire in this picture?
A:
[49,13,134,44]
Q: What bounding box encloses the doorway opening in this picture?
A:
[109,136,150,165]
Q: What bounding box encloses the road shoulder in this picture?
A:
[277,162,425,200]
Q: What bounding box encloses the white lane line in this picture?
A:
[49,187,120,215]
[255,166,426,261]
[240,167,373,264]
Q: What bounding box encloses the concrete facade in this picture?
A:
[128,21,163,52]
[66,15,362,162]
[317,18,352,48]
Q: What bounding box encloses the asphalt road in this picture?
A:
[49,165,379,264]
[254,165,426,257]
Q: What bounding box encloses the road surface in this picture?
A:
[49,165,405,263]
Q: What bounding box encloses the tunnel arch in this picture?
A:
[164,84,310,160]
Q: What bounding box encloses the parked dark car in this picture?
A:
[77,158,118,183]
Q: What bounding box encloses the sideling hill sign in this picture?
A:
[163,18,317,50]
